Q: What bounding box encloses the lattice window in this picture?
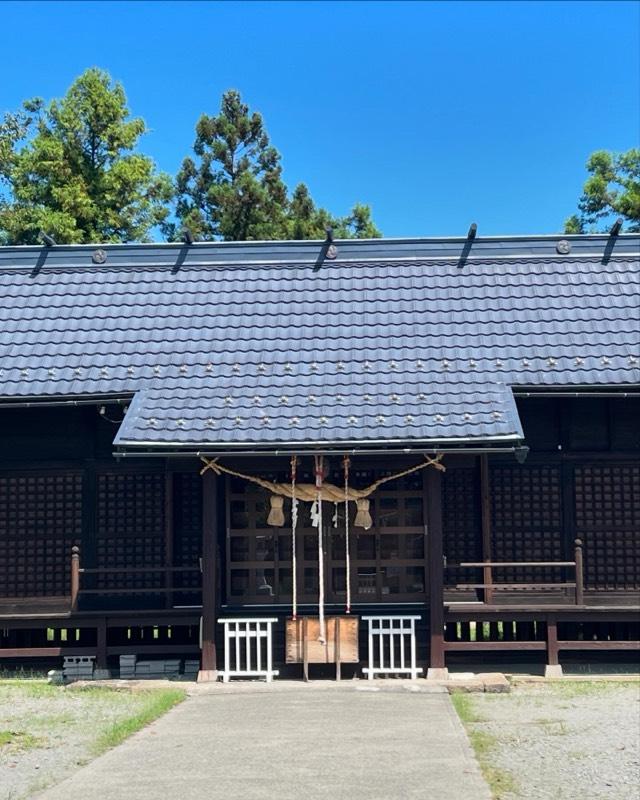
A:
[443,467,481,588]
[96,472,165,590]
[227,467,291,604]
[0,473,82,596]
[490,465,563,584]
[173,472,202,590]
[575,464,640,590]
[225,465,427,605]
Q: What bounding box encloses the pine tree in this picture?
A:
[286,185,380,240]
[174,90,288,241]
[175,90,381,242]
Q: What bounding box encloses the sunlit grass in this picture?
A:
[92,688,185,754]
[0,729,45,752]
[0,681,187,798]
[452,693,518,799]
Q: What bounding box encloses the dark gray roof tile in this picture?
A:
[1,236,638,448]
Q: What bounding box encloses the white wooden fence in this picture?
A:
[362,615,422,679]
[218,618,279,682]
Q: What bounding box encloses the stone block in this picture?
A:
[478,672,511,693]
[446,679,485,693]
[197,669,218,683]
[93,669,111,680]
[426,667,450,681]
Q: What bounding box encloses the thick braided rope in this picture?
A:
[199,454,444,501]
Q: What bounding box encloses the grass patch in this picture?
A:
[539,720,568,736]
[0,667,48,681]
[0,679,58,698]
[544,679,640,699]
[451,693,487,723]
[0,681,187,798]
[467,728,518,798]
[452,694,518,799]
[0,729,45,752]
[92,688,185,755]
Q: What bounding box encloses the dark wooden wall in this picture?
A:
[0,397,638,602]
[443,397,640,592]
[0,405,202,600]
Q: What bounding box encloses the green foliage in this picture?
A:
[286,185,380,240]
[0,68,172,245]
[565,148,640,233]
[174,89,381,241]
[1,76,380,244]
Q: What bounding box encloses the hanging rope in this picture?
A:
[315,455,326,645]
[344,455,351,614]
[290,455,298,621]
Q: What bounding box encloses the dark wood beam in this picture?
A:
[425,467,447,677]
[198,468,218,681]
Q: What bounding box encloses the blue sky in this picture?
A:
[1,0,638,237]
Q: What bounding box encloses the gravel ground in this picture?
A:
[0,681,181,800]
[459,681,640,800]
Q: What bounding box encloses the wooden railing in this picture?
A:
[70,546,201,611]
[445,539,585,605]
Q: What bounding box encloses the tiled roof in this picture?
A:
[0,235,638,451]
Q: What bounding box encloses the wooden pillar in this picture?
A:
[480,454,494,604]
[96,618,108,670]
[425,466,448,679]
[544,614,563,678]
[198,468,218,681]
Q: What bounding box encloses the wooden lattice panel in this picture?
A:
[490,465,563,583]
[173,471,202,589]
[575,464,640,590]
[0,473,82,596]
[443,467,481,587]
[96,473,165,589]
[226,464,427,604]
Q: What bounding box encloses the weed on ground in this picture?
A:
[0,681,186,800]
[453,680,640,800]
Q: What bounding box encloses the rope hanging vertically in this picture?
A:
[315,455,326,644]
[290,455,298,621]
[344,455,351,614]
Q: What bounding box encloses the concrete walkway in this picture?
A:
[39,682,491,800]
